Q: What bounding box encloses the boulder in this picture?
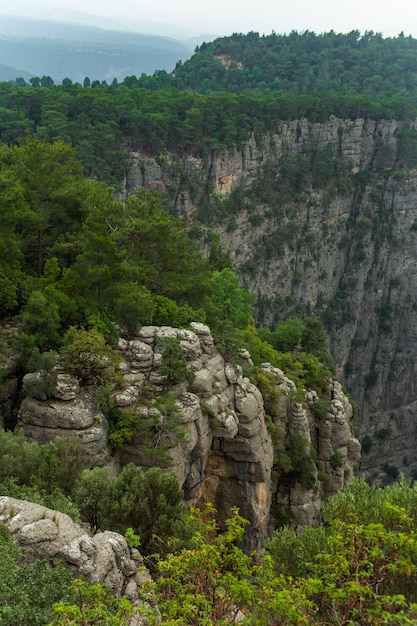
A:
[0,496,150,602]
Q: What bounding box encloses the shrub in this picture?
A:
[0,523,74,626]
[139,392,188,462]
[15,290,61,360]
[60,327,120,383]
[155,336,195,386]
[105,464,187,557]
[73,466,111,533]
[108,408,141,449]
[310,397,331,420]
[383,463,399,480]
[0,430,84,518]
[114,282,156,334]
[330,451,344,469]
[375,426,392,440]
[152,296,204,327]
[256,371,281,420]
[50,579,136,626]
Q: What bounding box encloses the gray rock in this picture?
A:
[191,368,213,396]
[17,394,97,430]
[15,393,111,466]
[54,374,80,401]
[212,410,239,439]
[0,497,150,601]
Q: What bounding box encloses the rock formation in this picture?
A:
[11,322,357,548]
[17,378,112,468]
[262,364,360,531]
[124,117,417,482]
[0,496,150,604]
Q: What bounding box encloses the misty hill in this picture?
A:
[0,62,32,82]
[0,16,193,82]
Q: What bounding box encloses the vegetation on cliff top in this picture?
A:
[0,136,334,460]
[0,31,416,187]
[178,30,417,98]
[0,136,331,380]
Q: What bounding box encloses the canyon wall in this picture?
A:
[124,116,417,482]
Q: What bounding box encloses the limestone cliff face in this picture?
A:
[262,364,360,531]
[124,117,417,483]
[10,323,357,548]
[14,323,274,550]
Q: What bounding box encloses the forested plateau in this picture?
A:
[1,29,417,624]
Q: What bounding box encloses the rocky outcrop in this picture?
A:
[124,117,417,483]
[262,364,360,530]
[124,117,410,203]
[114,322,274,551]
[13,323,275,550]
[16,377,112,468]
[13,322,357,547]
[0,496,150,603]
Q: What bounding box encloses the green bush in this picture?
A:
[114,282,156,334]
[330,451,344,469]
[375,426,392,440]
[60,327,120,384]
[0,430,84,516]
[73,466,111,533]
[106,464,187,557]
[361,434,373,454]
[0,525,74,626]
[155,336,195,386]
[15,290,61,359]
[138,391,188,462]
[256,371,281,420]
[74,464,187,557]
[49,579,136,626]
[108,408,141,449]
[22,349,58,398]
[152,296,205,328]
[310,397,331,420]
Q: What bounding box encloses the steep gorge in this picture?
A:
[125,116,417,483]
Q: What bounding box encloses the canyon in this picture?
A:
[124,115,417,483]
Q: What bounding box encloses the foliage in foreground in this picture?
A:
[2,478,417,624]
[139,480,417,625]
[0,525,73,626]
[50,579,135,626]
[51,481,416,625]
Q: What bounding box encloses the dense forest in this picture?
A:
[0,32,416,188]
[1,29,417,624]
[177,30,417,96]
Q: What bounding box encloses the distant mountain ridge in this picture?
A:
[0,15,194,82]
[0,62,32,81]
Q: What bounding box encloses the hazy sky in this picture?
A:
[2,0,417,39]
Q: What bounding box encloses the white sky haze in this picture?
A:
[1,0,416,39]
